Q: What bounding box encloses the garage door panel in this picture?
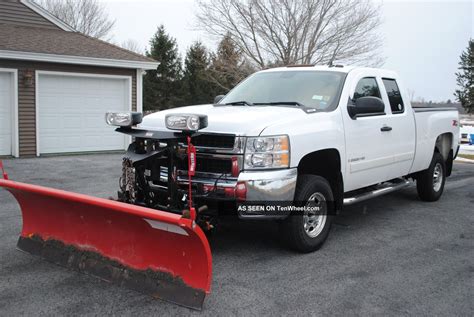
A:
[0,119,11,133]
[84,117,108,129]
[38,74,129,154]
[40,115,63,129]
[0,72,12,156]
[0,135,11,154]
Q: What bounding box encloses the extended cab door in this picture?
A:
[379,77,416,179]
[342,74,392,192]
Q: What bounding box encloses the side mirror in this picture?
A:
[348,96,385,119]
[214,95,225,104]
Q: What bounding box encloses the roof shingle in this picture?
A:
[0,23,155,63]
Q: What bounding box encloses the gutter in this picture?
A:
[0,50,159,70]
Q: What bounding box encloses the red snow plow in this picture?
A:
[0,178,212,310]
[0,113,216,310]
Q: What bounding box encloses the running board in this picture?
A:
[343,179,411,206]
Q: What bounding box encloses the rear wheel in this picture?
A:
[416,152,446,202]
[281,175,333,252]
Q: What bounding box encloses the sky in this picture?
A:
[103,0,473,102]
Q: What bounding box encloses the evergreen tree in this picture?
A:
[182,42,214,104]
[144,25,184,111]
[208,34,254,95]
[454,39,474,114]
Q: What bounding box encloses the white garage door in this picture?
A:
[0,72,13,156]
[38,73,130,154]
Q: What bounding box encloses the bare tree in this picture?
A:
[120,39,144,55]
[196,0,384,68]
[35,0,115,40]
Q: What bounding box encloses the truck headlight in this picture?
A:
[165,114,208,132]
[245,135,290,169]
[105,111,142,127]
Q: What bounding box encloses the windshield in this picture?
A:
[220,70,346,111]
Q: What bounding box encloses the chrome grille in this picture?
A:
[176,155,234,174]
[197,157,233,174]
[192,134,236,148]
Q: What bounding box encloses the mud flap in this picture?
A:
[0,179,212,310]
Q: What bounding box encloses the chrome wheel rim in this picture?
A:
[303,192,327,238]
[433,162,443,192]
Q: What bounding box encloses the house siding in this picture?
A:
[0,1,61,30]
[0,59,136,157]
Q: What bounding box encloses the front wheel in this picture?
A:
[416,152,446,202]
[281,175,334,253]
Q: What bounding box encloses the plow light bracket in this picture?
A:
[166,114,208,132]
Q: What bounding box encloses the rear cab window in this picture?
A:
[382,78,404,114]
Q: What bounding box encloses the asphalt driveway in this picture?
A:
[0,154,473,316]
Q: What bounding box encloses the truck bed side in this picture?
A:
[410,107,459,174]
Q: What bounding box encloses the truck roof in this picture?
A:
[260,65,396,76]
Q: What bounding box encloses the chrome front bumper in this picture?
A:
[165,167,298,202]
[160,167,298,218]
[236,168,298,219]
[237,168,298,202]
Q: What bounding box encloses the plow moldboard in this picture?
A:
[0,179,212,310]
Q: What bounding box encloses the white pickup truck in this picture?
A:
[108,65,460,252]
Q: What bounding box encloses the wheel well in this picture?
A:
[297,149,343,212]
[435,133,453,161]
[435,133,454,177]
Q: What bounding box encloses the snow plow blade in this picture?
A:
[0,179,212,310]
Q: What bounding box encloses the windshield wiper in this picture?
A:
[254,101,304,107]
[254,101,316,113]
[225,101,255,107]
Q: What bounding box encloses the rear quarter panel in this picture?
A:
[410,109,459,173]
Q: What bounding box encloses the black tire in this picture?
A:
[281,175,334,253]
[416,152,446,202]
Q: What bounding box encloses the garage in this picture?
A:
[37,72,131,155]
[0,70,16,157]
[0,0,158,157]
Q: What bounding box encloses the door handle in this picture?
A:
[381,126,392,132]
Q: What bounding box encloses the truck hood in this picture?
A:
[139,104,307,136]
